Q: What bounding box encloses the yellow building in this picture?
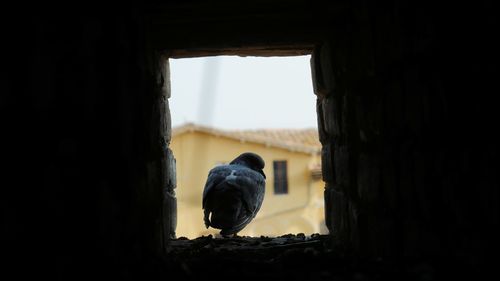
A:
[170,123,327,238]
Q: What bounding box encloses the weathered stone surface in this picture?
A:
[355,95,382,144]
[321,95,342,138]
[319,42,336,94]
[315,98,328,144]
[165,99,172,144]
[164,148,177,240]
[310,46,324,96]
[164,189,177,240]
[323,183,334,233]
[161,55,171,99]
[320,142,334,182]
[164,233,473,280]
[347,199,360,250]
[327,188,351,239]
[166,148,177,191]
[310,42,336,98]
[333,145,350,191]
[357,153,380,204]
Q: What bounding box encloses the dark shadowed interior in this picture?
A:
[1,1,498,280]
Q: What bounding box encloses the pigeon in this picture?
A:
[202,152,266,237]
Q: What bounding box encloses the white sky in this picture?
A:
[169,55,317,130]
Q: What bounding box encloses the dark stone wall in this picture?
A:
[0,0,497,279]
[1,9,175,278]
[313,0,499,265]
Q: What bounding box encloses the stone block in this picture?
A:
[316,98,329,144]
[321,96,341,138]
[355,95,382,144]
[163,147,177,239]
[319,42,336,94]
[165,99,172,144]
[164,189,177,239]
[347,200,360,250]
[310,46,324,97]
[160,55,171,99]
[334,145,350,191]
[158,95,172,145]
[357,153,381,203]
[310,42,336,98]
[324,184,334,234]
[321,142,334,182]
[166,148,177,191]
[326,188,351,239]
[340,94,351,138]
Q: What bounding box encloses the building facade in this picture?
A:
[170,123,326,238]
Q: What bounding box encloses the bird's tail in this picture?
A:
[219,215,253,236]
[204,209,211,228]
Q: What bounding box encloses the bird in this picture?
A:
[202,152,266,237]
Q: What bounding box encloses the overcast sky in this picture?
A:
[169,55,317,130]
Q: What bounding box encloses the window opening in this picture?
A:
[169,55,326,239]
[273,160,289,194]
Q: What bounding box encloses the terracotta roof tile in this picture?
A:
[172,123,321,154]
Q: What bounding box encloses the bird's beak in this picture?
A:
[259,170,266,179]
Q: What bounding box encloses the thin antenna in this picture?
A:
[196,57,221,127]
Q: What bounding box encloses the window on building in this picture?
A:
[273,160,288,194]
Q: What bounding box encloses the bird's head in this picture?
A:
[230,152,266,179]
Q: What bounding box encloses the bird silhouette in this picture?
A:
[202,152,266,237]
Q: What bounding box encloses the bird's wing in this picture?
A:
[229,168,266,217]
[252,179,265,217]
[202,166,232,228]
[219,171,264,236]
[202,165,231,209]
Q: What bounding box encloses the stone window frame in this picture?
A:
[160,45,322,243]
